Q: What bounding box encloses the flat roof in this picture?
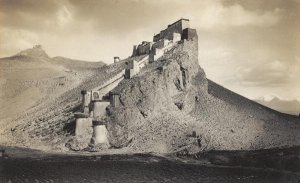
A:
[168,18,189,27]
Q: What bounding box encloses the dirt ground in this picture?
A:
[0,146,299,183]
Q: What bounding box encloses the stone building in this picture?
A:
[135,41,153,56]
[132,18,192,58]
[182,28,198,40]
[153,18,190,42]
[152,39,170,51]
[124,59,140,79]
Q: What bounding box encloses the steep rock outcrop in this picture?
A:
[105,38,300,153]
[105,39,208,153]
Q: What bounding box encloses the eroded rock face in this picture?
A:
[105,39,208,152]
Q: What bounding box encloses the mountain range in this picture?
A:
[255,96,300,116]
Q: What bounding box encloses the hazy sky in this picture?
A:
[0,0,299,100]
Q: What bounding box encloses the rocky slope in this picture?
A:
[104,39,300,153]
[1,40,299,154]
[0,45,106,149]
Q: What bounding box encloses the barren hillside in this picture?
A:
[0,40,299,154]
[0,45,106,148]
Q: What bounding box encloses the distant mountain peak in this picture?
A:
[16,45,49,58]
[257,94,300,103]
[33,44,42,49]
[257,94,279,102]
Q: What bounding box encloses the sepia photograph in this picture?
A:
[0,0,299,182]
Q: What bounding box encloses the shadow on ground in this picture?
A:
[0,146,299,182]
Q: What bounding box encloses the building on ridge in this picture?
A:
[131,18,195,58]
[153,18,190,42]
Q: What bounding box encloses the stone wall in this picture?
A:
[125,60,140,79]
[153,33,160,42]
[152,48,164,62]
[92,70,125,92]
[92,124,109,145]
[182,28,198,40]
[150,40,177,63]
[172,33,181,42]
[137,42,152,55]
[75,118,93,137]
[137,55,149,69]
[152,39,170,50]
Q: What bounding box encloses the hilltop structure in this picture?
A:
[72,18,198,149]
[126,18,197,79]
[132,18,195,57]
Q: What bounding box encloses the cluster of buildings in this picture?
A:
[133,18,196,57]
[124,18,197,79]
[73,18,197,148]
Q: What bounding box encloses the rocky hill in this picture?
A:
[104,39,300,153]
[1,39,299,154]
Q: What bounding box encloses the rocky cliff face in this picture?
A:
[105,38,300,153]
